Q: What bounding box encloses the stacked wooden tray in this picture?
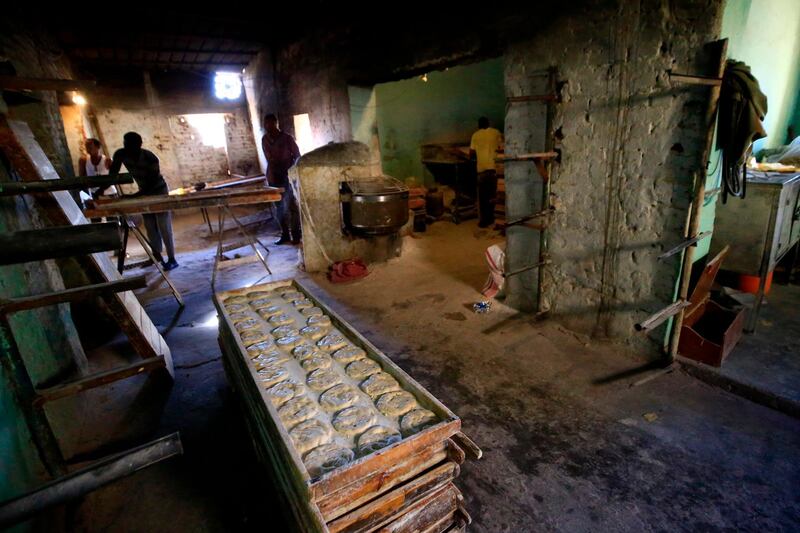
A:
[215,279,480,532]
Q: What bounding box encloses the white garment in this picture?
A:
[85,154,117,196]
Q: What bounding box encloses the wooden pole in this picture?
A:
[0,276,147,314]
[667,39,728,360]
[0,175,133,196]
[0,222,122,266]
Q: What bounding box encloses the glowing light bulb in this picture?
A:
[72,93,87,106]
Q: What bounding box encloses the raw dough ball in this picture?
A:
[332,346,367,364]
[400,409,438,435]
[224,295,248,304]
[300,325,327,340]
[252,351,290,367]
[302,307,325,318]
[269,314,295,326]
[234,318,260,331]
[256,365,289,387]
[246,339,275,356]
[240,330,271,347]
[272,325,300,338]
[265,379,306,407]
[303,443,354,477]
[281,290,303,301]
[275,335,304,349]
[306,369,342,392]
[224,303,248,313]
[375,391,418,417]
[345,359,381,380]
[357,425,402,455]
[292,299,313,309]
[289,419,332,454]
[292,344,320,361]
[247,291,272,299]
[360,372,401,398]
[332,406,377,436]
[317,333,347,352]
[307,315,332,328]
[228,311,251,321]
[301,353,333,372]
[278,396,319,428]
[256,305,284,317]
[250,297,280,308]
[319,383,361,412]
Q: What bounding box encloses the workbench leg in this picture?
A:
[127,222,184,308]
[0,314,66,477]
[225,206,272,276]
[201,207,214,235]
[211,208,226,290]
[117,222,129,274]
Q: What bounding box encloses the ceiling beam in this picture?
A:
[0,76,96,92]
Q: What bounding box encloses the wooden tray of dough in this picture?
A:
[215,279,466,531]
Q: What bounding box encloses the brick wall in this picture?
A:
[168,114,229,186]
[225,107,261,176]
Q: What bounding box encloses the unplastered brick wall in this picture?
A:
[224,107,261,176]
[504,0,724,352]
[168,115,229,186]
[95,108,184,190]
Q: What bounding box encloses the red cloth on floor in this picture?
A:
[328,258,369,283]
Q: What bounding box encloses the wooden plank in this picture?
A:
[34,356,166,405]
[0,276,147,314]
[451,432,482,461]
[203,174,266,190]
[668,72,722,86]
[635,300,691,332]
[0,75,96,92]
[0,223,122,265]
[0,118,173,377]
[497,151,559,162]
[375,483,460,533]
[0,174,133,196]
[84,188,281,217]
[327,462,460,533]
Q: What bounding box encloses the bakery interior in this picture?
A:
[1,3,800,532]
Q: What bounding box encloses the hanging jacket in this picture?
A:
[717,60,768,202]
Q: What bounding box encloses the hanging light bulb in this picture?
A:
[72,92,87,106]
[420,73,429,83]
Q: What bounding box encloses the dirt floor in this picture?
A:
[60,210,800,532]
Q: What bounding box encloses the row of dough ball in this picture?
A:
[224,288,438,477]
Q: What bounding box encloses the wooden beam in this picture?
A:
[668,72,722,86]
[496,151,559,162]
[657,231,713,261]
[635,300,691,332]
[0,76,97,92]
[85,187,282,217]
[0,223,122,266]
[0,175,134,196]
[0,276,147,314]
[507,94,559,103]
[34,356,166,405]
[0,433,182,529]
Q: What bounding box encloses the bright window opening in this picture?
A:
[183,114,227,148]
[293,113,314,154]
[214,71,242,100]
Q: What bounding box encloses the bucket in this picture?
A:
[739,272,772,294]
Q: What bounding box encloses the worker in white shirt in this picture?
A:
[79,138,116,199]
[469,117,504,228]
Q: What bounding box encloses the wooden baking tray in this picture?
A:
[215,278,463,530]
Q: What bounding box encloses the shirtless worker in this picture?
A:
[106,132,179,270]
[261,113,302,245]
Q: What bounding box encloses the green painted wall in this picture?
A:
[373,59,505,186]
[695,0,800,262]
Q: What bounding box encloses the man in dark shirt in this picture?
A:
[108,132,179,270]
[261,113,301,245]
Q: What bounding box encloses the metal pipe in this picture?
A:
[0,175,133,196]
[0,222,122,265]
[0,433,183,529]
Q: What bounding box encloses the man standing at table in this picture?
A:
[262,113,301,245]
[107,131,179,270]
[469,117,504,228]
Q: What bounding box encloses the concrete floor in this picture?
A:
[721,283,800,406]
[65,211,800,532]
